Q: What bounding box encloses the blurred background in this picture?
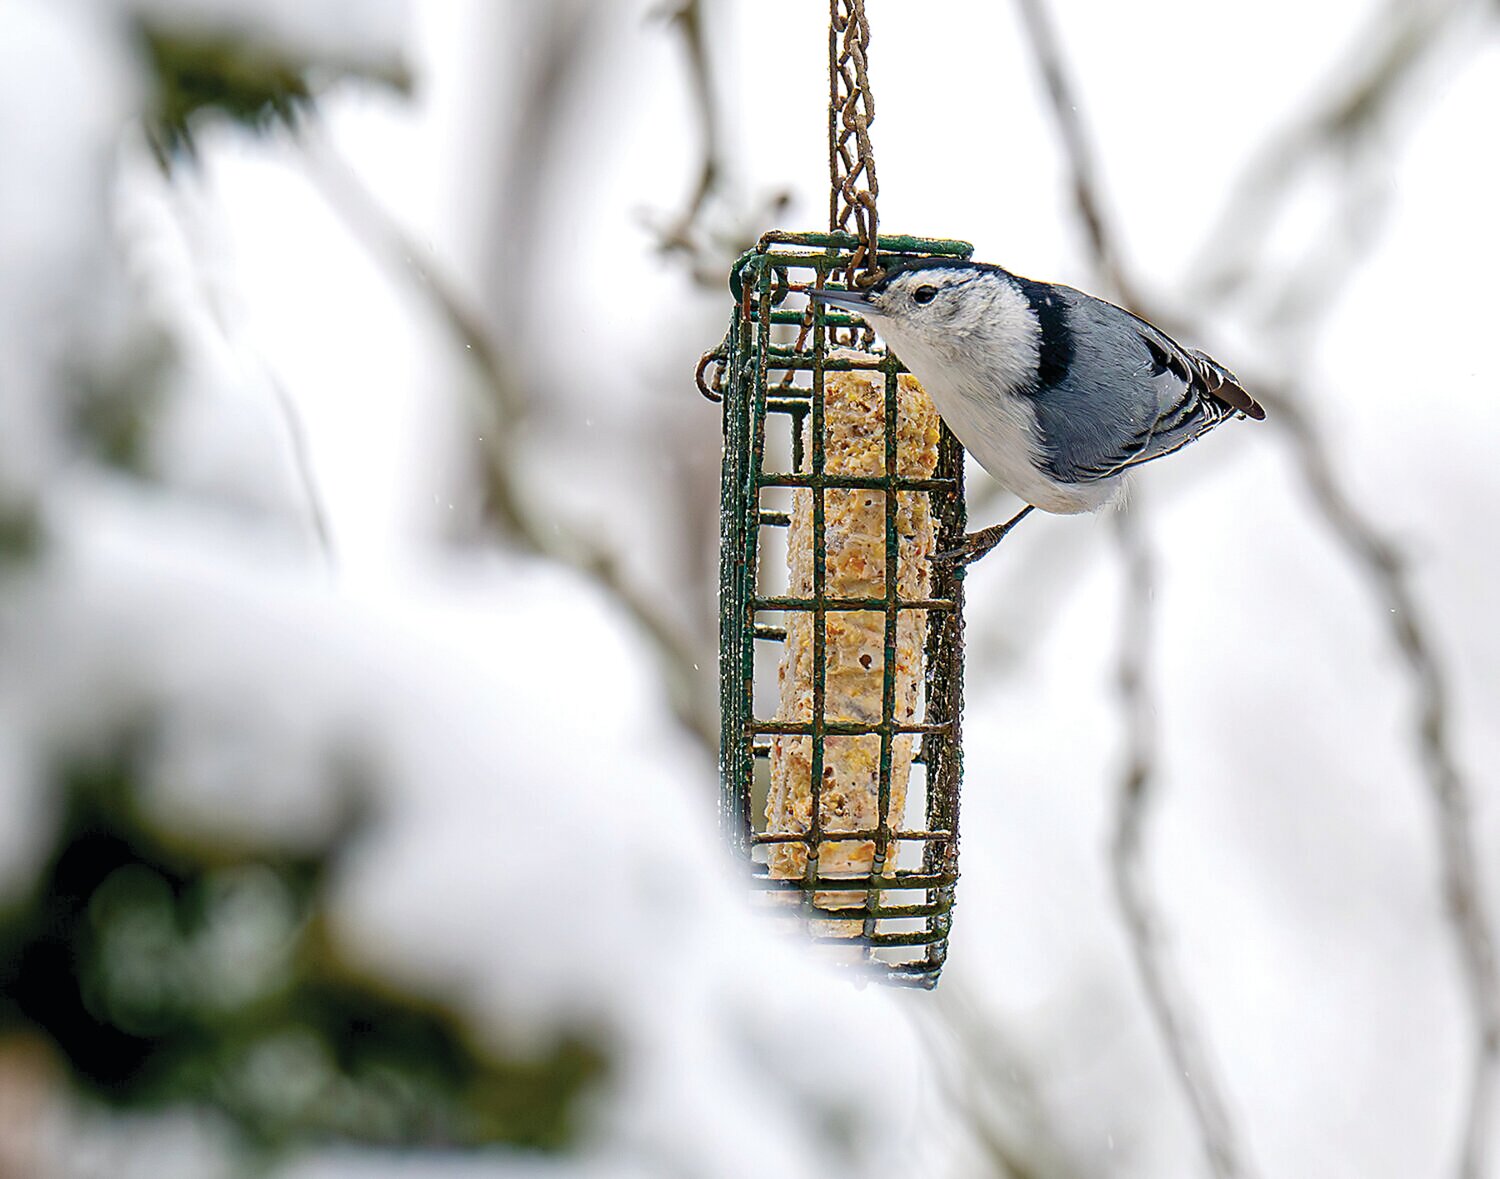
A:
[2,0,1498,1176]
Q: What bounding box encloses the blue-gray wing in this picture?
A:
[1030,290,1264,485]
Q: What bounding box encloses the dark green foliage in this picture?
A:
[136,23,409,160]
[0,502,40,564]
[69,335,173,476]
[140,26,312,158]
[0,742,607,1155]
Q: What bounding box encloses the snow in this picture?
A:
[5,480,942,1176]
[0,3,136,503]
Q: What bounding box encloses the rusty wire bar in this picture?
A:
[712,230,972,987]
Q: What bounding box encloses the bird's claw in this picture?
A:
[928,506,1035,568]
[930,526,1007,568]
[930,535,991,567]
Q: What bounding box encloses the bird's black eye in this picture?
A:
[913,285,938,305]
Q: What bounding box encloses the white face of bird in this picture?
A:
[812,264,1040,396]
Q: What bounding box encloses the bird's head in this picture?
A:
[809,257,1038,382]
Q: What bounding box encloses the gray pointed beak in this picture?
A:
[808,288,871,315]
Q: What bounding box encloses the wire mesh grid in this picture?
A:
[712,230,973,988]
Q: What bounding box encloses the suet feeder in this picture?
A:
[700,231,973,987]
[698,1,972,987]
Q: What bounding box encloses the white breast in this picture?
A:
[873,282,1118,515]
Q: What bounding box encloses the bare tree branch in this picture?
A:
[296,128,718,753]
[1014,0,1500,1173]
[1011,0,1141,309]
[1188,0,1480,304]
[649,1,720,258]
[1110,503,1257,1179]
[644,0,791,287]
[1254,382,1500,1179]
[164,181,337,568]
[1184,3,1500,1168]
[1010,5,1259,1175]
[477,0,603,373]
[924,988,1091,1179]
[265,369,336,566]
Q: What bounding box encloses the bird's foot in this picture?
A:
[930,506,1035,567]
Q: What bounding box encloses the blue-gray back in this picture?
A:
[1012,280,1257,485]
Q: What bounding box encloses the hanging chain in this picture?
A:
[829,0,881,286]
[695,0,886,399]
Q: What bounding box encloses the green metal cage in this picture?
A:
[705,230,973,988]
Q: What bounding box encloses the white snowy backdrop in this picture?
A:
[1,1,1497,1178]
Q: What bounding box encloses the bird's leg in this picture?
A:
[931,505,1035,567]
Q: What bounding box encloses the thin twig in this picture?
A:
[1257,384,1500,1179]
[1019,1,1500,1169]
[1188,0,1477,303]
[165,181,336,568]
[478,0,600,359]
[1012,4,1258,1174]
[296,127,718,752]
[925,987,1090,1179]
[1183,0,1500,1164]
[265,371,336,566]
[650,0,720,254]
[1011,0,1139,308]
[1111,504,1255,1179]
[644,0,792,287]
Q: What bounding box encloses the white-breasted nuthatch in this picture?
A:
[811,258,1264,564]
